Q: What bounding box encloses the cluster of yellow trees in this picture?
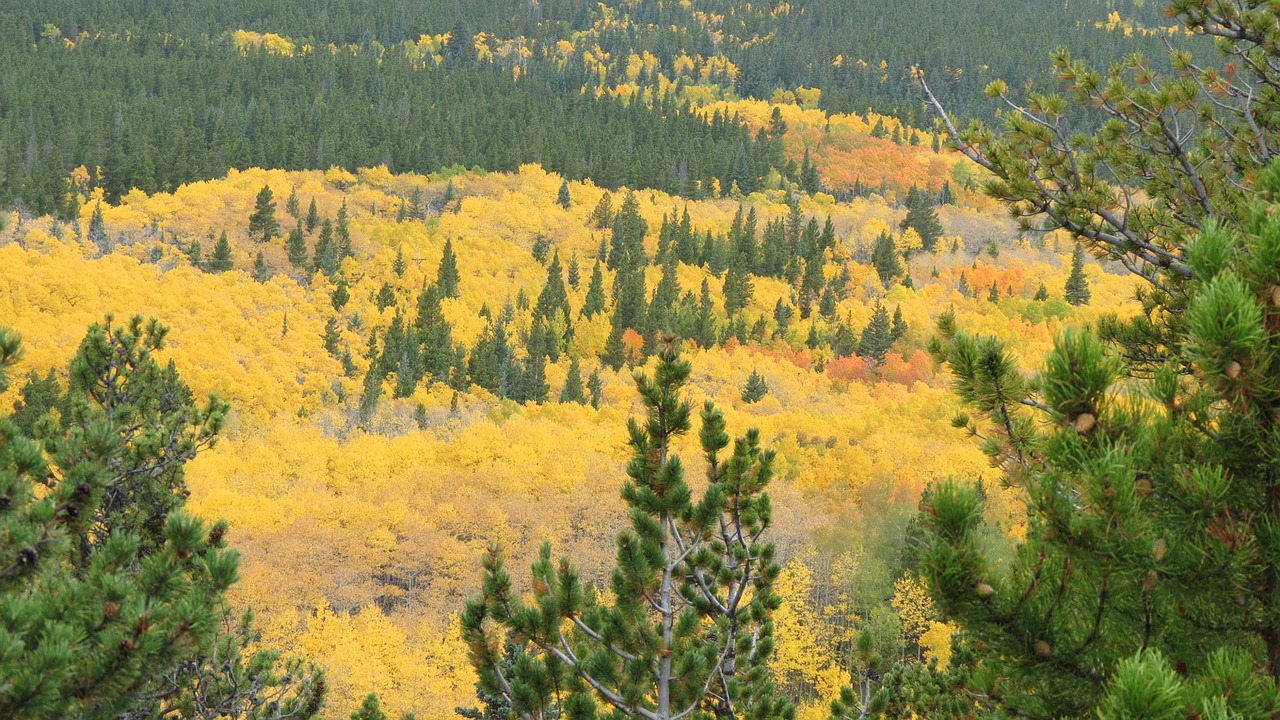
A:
[0,103,1139,716]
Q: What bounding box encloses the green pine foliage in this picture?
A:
[252,251,269,282]
[859,303,894,363]
[438,238,461,299]
[462,339,792,720]
[741,368,768,403]
[247,185,279,243]
[208,230,234,272]
[0,316,324,718]
[1064,243,1090,306]
[871,232,905,289]
[900,186,943,252]
[286,225,309,268]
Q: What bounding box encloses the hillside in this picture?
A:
[0,103,1138,714]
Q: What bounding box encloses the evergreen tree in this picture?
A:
[393,245,407,277]
[741,369,769,403]
[694,279,717,348]
[987,281,1001,303]
[1064,243,1091,306]
[286,225,309,268]
[322,317,342,357]
[208,230,234,272]
[958,271,970,297]
[331,279,350,310]
[186,239,203,268]
[560,356,585,404]
[285,187,300,219]
[531,234,551,265]
[88,201,109,255]
[557,178,572,209]
[871,231,905,289]
[1034,282,1049,301]
[891,304,908,342]
[313,220,339,276]
[336,200,353,258]
[376,283,397,311]
[0,318,324,718]
[438,238,461,298]
[10,369,69,435]
[858,302,893,363]
[567,252,581,289]
[723,259,754,317]
[587,367,603,409]
[900,185,943,252]
[463,340,791,720]
[581,260,607,318]
[590,192,614,230]
[305,197,320,231]
[252,251,269,282]
[800,147,821,194]
[247,184,279,243]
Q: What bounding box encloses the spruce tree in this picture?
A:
[557,179,572,209]
[858,302,893,363]
[587,367,603,409]
[567,252,581,290]
[560,356,585,404]
[88,201,109,255]
[438,238,461,298]
[247,184,279,243]
[987,281,1000,303]
[252,251,269,282]
[891,304,908,342]
[336,200,353,258]
[186,239,203,268]
[723,260,754,317]
[590,192,613,230]
[313,220,339,276]
[285,187,300,219]
[393,245,407,277]
[581,260,607,318]
[1064,243,1091,306]
[305,197,320,231]
[741,368,769,403]
[209,230,234,272]
[331,279,350,310]
[871,232,905,289]
[900,186,943,252]
[1034,282,1049,301]
[286,225,309,268]
[463,339,791,720]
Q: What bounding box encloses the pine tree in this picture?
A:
[331,279,350,310]
[958,271,970,297]
[0,318,324,718]
[587,367,603,409]
[438,238,461,298]
[208,231,234,272]
[590,192,614,229]
[88,201,109,255]
[186,239,203,268]
[1064,243,1091,306]
[1034,282,1049,301]
[393,245,407,277]
[858,302,893,363]
[285,187,300,219]
[313,220,338,276]
[741,368,769,403]
[247,184,279,243]
[305,198,319,231]
[560,356,586,404]
[723,259,754,317]
[567,252,581,289]
[891,304,908,341]
[900,185,943,252]
[252,251,269,282]
[286,225,309,268]
[871,232,905,289]
[557,178,572,209]
[463,339,791,720]
[336,200,352,258]
[694,279,717,348]
[581,260,607,318]
[987,281,1000,303]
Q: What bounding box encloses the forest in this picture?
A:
[3,0,1279,719]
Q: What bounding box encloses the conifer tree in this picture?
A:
[958,271,970,297]
[331,279,350,310]
[336,200,353,258]
[438,238,461,298]
[285,187,300,219]
[393,245,407,277]
[1034,282,1049,301]
[900,186,943,252]
[186,239,203,268]
[590,192,614,230]
[587,367,603,409]
[208,230,234,272]
[581,260,607,318]
[1064,243,1091,306]
[557,179,572,209]
[313,220,339,276]
[247,184,279,243]
[305,197,320,231]
[871,232,905,289]
[891,305,908,342]
[0,318,324,718]
[252,251,269,282]
[858,302,894,363]
[567,252,581,290]
[560,356,585,404]
[463,339,791,720]
[741,368,769,403]
[987,281,1000,303]
[694,279,717,348]
[723,259,754,317]
[88,201,109,255]
[286,225,309,268]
